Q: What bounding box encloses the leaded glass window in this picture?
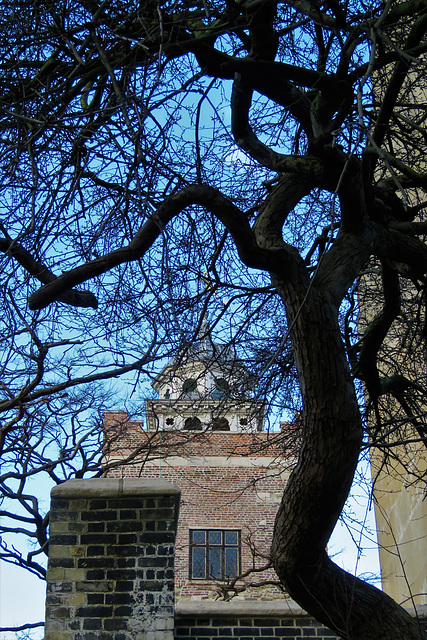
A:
[189,529,240,580]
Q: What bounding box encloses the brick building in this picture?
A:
[104,333,296,603]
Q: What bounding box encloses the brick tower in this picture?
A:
[104,331,293,603]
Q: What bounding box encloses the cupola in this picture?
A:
[145,331,264,433]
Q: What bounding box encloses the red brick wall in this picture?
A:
[104,412,296,601]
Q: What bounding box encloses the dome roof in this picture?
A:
[171,335,237,365]
[152,326,255,396]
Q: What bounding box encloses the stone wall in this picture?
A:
[174,602,341,640]
[174,601,427,640]
[45,478,180,640]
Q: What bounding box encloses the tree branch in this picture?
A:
[0,622,44,633]
[28,185,293,310]
[356,263,401,399]
[0,238,98,309]
[374,226,427,280]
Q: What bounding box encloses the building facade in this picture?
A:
[371,444,427,606]
[360,271,427,606]
[104,335,295,603]
[366,22,427,606]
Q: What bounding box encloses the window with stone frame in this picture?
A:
[189,529,240,580]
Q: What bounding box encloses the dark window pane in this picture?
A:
[184,416,202,430]
[208,548,222,579]
[211,417,230,431]
[224,531,238,545]
[224,547,238,578]
[208,530,222,545]
[192,547,206,578]
[192,530,206,544]
[190,529,240,581]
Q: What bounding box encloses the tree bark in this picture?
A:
[271,273,425,640]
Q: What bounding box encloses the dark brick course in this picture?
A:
[81,510,118,521]
[173,617,341,640]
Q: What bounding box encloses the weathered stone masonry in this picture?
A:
[45,478,180,640]
[175,615,339,640]
[174,602,342,640]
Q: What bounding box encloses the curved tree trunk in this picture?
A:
[271,275,425,640]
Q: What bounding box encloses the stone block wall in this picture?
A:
[174,616,340,640]
[45,478,180,640]
[174,603,341,640]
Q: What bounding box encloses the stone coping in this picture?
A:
[175,600,306,618]
[51,477,181,498]
[175,600,427,620]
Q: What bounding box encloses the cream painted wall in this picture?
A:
[372,443,427,605]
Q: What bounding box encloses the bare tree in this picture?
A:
[1,0,427,638]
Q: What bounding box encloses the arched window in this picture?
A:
[211,417,230,431]
[184,416,202,431]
